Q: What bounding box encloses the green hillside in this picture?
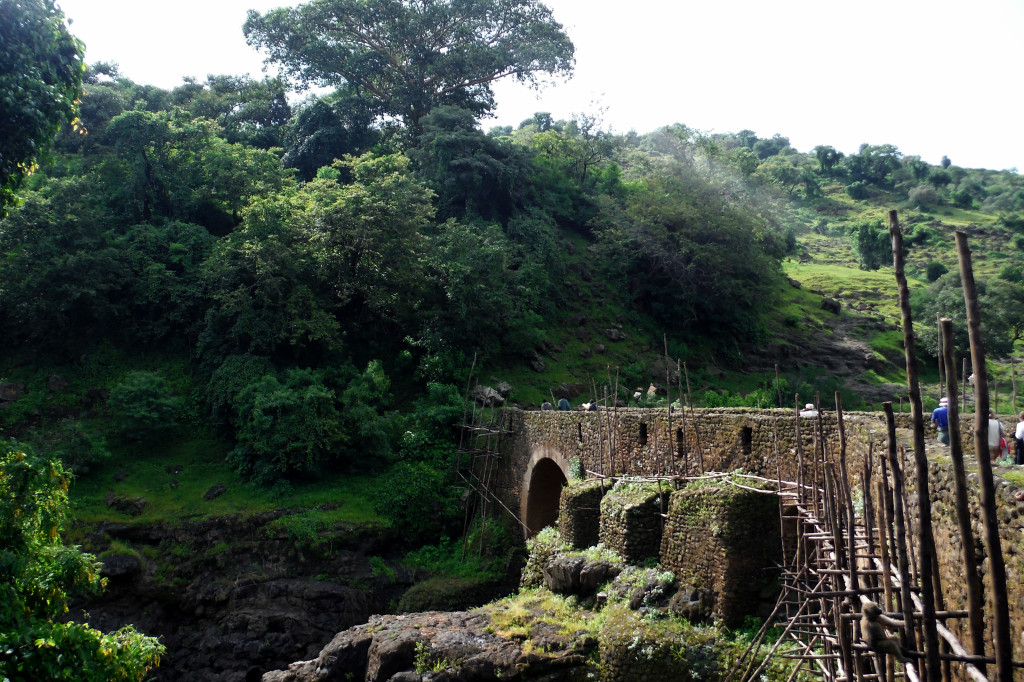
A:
[5,0,1024,563]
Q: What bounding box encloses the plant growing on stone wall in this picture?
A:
[568,456,584,481]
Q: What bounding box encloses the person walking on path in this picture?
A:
[989,409,1006,462]
[931,397,950,445]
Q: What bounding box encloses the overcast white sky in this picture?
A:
[58,0,1024,171]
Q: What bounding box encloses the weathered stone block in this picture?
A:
[559,479,607,549]
[599,481,671,565]
[660,480,780,627]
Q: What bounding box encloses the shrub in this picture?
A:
[38,419,111,475]
[908,184,939,207]
[228,369,344,483]
[372,461,461,540]
[926,262,949,282]
[846,181,869,199]
[107,371,179,440]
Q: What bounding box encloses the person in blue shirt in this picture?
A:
[931,397,950,445]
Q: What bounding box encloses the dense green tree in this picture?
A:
[409,106,529,222]
[813,145,844,175]
[199,153,434,366]
[0,176,128,351]
[107,371,180,440]
[851,220,894,271]
[752,134,790,160]
[243,0,574,132]
[0,0,84,214]
[228,369,345,482]
[227,362,396,481]
[592,159,783,337]
[846,143,901,187]
[171,75,293,149]
[0,442,164,681]
[281,92,379,180]
[415,219,543,371]
[913,273,1023,359]
[104,109,287,229]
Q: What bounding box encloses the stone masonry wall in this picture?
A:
[502,407,1024,668]
[659,482,781,628]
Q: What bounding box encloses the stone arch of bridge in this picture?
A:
[520,445,570,538]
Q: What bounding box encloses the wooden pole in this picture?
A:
[962,357,968,415]
[955,230,1013,681]
[940,318,986,664]
[1012,356,1018,414]
[883,402,918,659]
[794,395,806,507]
[937,313,944,400]
[888,209,941,680]
[836,393,859,594]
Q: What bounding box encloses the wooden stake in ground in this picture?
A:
[889,210,941,680]
[937,312,944,400]
[1012,356,1018,414]
[955,230,1013,681]
[883,402,918,661]
[940,318,986,665]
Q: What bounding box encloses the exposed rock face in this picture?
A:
[69,514,419,682]
[262,610,594,682]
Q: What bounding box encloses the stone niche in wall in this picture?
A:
[659,481,781,628]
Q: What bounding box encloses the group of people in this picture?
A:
[541,398,598,411]
[930,397,1024,465]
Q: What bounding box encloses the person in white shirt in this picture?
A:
[989,410,1005,463]
[799,403,818,418]
[1015,412,1024,465]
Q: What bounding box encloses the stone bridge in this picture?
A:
[497,406,907,536]
[490,406,1024,671]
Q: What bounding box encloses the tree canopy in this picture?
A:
[243,0,574,131]
[0,0,84,214]
[0,442,164,681]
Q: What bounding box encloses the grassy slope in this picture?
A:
[69,429,380,525]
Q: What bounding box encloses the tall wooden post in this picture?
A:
[937,312,944,399]
[1012,356,1018,413]
[955,230,1013,681]
[940,318,986,665]
[883,402,917,658]
[889,210,941,679]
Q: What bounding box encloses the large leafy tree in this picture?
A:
[912,272,1024,360]
[0,0,85,214]
[243,0,574,132]
[0,442,164,681]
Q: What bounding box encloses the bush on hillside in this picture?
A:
[926,262,948,282]
[107,371,179,440]
[373,461,461,540]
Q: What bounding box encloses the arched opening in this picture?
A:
[524,458,569,537]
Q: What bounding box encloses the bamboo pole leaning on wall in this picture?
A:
[940,318,987,664]
[888,209,942,680]
[955,229,1014,681]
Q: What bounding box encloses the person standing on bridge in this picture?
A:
[931,397,950,446]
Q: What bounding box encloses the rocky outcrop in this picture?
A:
[263,610,594,682]
[68,513,450,682]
